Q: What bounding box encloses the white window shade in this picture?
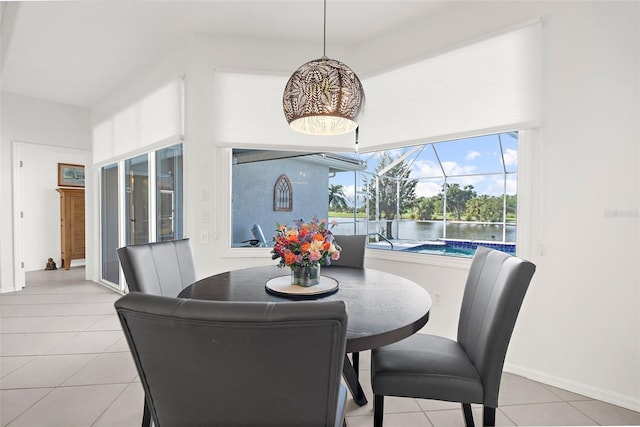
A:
[358,21,541,148]
[93,78,183,164]
[139,82,182,147]
[212,71,353,151]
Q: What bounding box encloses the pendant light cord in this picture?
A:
[323,0,327,57]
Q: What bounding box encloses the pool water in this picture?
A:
[402,242,516,258]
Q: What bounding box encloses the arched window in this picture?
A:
[274,174,292,211]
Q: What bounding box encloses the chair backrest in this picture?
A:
[116,238,196,296]
[457,246,536,407]
[115,293,348,427]
[252,223,268,246]
[329,235,367,268]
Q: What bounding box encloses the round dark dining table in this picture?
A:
[178,264,432,406]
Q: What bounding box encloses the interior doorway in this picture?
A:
[12,141,90,292]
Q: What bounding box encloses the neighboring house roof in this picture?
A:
[233,150,366,173]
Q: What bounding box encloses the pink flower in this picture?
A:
[309,251,322,262]
[331,251,341,260]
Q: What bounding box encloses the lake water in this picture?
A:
[330,218,516,243]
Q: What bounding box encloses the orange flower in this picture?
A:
[300,242,311,253]
[284,251,297,265]
[322,241,331,251]
[313,233,325,242]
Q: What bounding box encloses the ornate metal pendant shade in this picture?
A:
[283,1,365,136]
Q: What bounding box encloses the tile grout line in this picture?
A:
[566,400,604,426]
[1,386,57,426]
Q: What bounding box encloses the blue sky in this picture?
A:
[329,132,518,207]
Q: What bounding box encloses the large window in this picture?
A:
[231,132,518,257]
[335,132,518,256]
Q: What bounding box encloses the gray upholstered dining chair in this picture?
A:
[116,238,196,297]
[116,238,196,426]
[371,246,536,427]
[328,235,367,268]
[115,292,349,427]
[326,234,367,382]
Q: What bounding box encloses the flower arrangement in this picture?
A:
[271,217,341,269]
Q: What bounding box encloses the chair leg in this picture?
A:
[462,403,475,427]
[483,406,495,427]
[374,395,384,427]
[142,398,151,427]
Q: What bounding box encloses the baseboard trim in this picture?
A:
[504,362,640,412]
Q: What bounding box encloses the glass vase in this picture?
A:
[291,265,321,287]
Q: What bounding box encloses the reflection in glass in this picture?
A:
[156,144,183,241]
[125,154,149,245]
[101,163,119,285]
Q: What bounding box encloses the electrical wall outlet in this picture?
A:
[433,292,442,306]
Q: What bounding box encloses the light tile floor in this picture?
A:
[2,268,639,426]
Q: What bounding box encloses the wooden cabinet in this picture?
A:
[56,188,85,270]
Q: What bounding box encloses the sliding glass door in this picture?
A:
[101,163,120,285]
[125,154,150,245]
[100,144,184,289]
[156,144,183,241]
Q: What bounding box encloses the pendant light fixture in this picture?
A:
[282,0,365,136]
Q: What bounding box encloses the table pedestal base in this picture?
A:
[343,354,368,406]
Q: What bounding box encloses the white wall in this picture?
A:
[508,3,640,409]
[85,0,638,412]
[0,92,92,292]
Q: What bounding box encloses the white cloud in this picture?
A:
[337,184,357,206]
[466,150,481,161]
[502,148,518,167]
[411,160,441,178]
[451,175,484,189]
[483,176,517,196]
[416,181,442,198]
[441,161,477,176]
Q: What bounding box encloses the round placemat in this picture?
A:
[265,275,339,298]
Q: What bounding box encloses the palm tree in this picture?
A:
[329,184,349,211]
[414,197,434,220]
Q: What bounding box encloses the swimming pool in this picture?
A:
[401,240,516,258]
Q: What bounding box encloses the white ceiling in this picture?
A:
[0,1,453,109]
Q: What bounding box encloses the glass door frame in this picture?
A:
[98,142,183,292]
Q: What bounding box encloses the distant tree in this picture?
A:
[431,193,444,218]
[464,196,484,221]
[441,183,476,220]
[328,184,348,211]
[363,152,417,238]
[506,195,517,220]
[414,197,435,220]
[480,196,504,222]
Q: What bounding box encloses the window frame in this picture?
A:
[223,129,535,265]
